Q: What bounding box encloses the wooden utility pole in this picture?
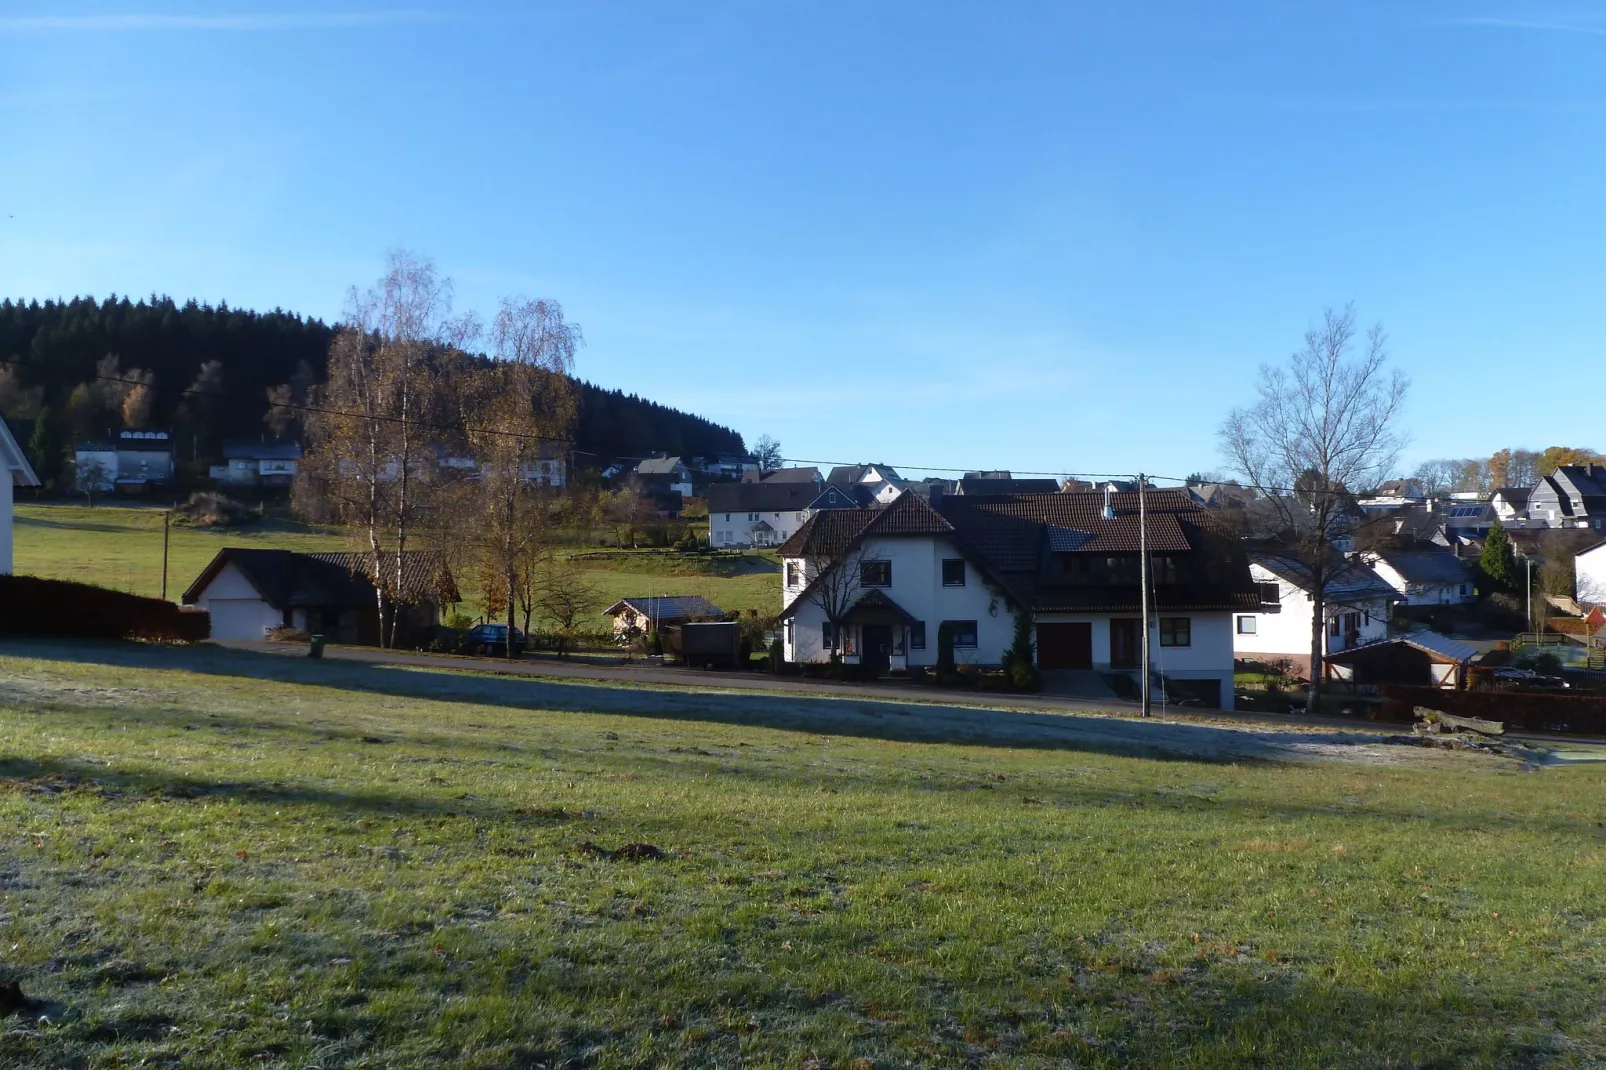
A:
[1138,473,1151,718]
[161,508,171,602]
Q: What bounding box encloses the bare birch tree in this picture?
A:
[803,540,879,660]
[1219,304,1408,713]
[301,250,473,647]
[468,297,581,657]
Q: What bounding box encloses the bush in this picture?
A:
[172,491,253,528]
[769,637,783,674]
[0,575,210,642]
[1002,612,1040,692]
[936,622,958,684]
[444,611,475,632]
[265,626,311,643]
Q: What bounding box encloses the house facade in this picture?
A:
[212,441,302,486]
[1231,556,1395,677]
[707,481,824,547]
[182,548,456,644]
[75,430,174,492]
[1527,465,1606,530]
[1363,550,1476,605]
[778,489,1256,708]
[1577,540,1606,608]
[1,418,41,575]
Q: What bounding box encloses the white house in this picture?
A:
[211,441,302,486]
[1358,478,1428,514]
[1363,550,1476,606]
[76,430,174,493]
[1,419,41,575]
[1232,555,1395,678]
[1576,540,1606,608]
[778,489,1256,708]
[707,480,824,547]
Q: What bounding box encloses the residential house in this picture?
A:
[211,441,302,486]
[1491,487,1531,522]
[1,418,41,575]
[603,595,725,637]
[1443,500,1495,541]
[1527,465,1606,531]
[778,488,1256,708]
[1363,550,1476,605]
[1231,554,1396,678]
[700,453,759,478]
[1187,482,1258,509]
[75,430,174,493]
[632,455,694,497]
[707,481,823,547]
[1576,540,1606,607]
[1358,478,1427,514]
[917,474,1062,497]
[827,463,906,504]
[803,483,873,516]
[181,548,457,644]
[741,466,823,485]
[1323,631,1480,690]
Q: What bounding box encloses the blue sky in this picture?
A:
[3,2,1604,480]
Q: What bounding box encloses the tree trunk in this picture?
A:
[1307,580,1324,714]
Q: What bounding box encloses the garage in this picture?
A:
[204,597,283,639]
[1037,622,1092,669]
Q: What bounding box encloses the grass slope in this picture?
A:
[3,641,1606,1067]
[10,504,778,625]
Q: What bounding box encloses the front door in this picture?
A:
[1109,618,1141,668]
[1037,623,1093,669]
[861,625,893,673]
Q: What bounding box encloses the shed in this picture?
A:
[603,594,725,636]
[1323,632,1481,690]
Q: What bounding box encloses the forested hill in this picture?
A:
[0,295,744,460]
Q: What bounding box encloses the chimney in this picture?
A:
[1102,484,1115,520]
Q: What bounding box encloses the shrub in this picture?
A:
[936,622,958,684]
[1002,612,1040,691]
[444,611,475,631]
[769,637,783,674]
[265,626,311,643]
[0,575,210,642]
[172,491,253,528]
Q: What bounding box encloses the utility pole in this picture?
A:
[161,508,172,601]
[1138,473,1151,718]
[1526,556,1533,634]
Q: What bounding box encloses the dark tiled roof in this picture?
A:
[778,509,878,558]
[754,467,821,483]
[1252,553,1397,601]
[708,481,820,512]
[604,595,724,621]
[826,463,901,486]
[956,477,1062,495]
[223,440,302,461]
[1371,551,1473,586]
[182,548,457,608]
[1494,486,1530,504]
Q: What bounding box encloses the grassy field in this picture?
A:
[3,640,1606,1067]
[10,503,780,624]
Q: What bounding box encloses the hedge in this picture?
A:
[1379,684,1606,736]
[0,575,210,642]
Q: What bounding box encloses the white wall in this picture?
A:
[191,562,285,639]
[1232,563,1391,666]
[782,534,1011,664]
[710,509,804,548]
[1578,544,1606,607]
[0,475,13,575]
[1368,559,1475,606]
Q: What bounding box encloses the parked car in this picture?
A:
[466,623,525,656]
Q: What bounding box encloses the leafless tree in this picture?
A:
[1411,459,1458,499]
[301,250,474,647]
[533,551,602,656]
[753,434,783,471]
[469,296,581,657]
[1219,304,1408,712]
[802,540,879,660]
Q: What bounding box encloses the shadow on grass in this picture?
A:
[4,637,1409,768]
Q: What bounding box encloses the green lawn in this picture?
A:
[3,640,1606,1067]
[10,504,780,625]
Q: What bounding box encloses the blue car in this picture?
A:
[466,622,525,656]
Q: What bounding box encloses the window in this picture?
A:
[1257,582,1281,607]
[860,560,892,587]
[822,622,835,648]
[1328,617,1341,637]
[942,559,966,586]
[1159,617,1191,647]
[1151,556,1179,585]
[784,619,794,645]
[910,621,926,649]
[1236,615,1257,635]
[786,562,801,587]
[945,620,978,647]
[725,513,731,521]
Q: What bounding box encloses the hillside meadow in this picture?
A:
[9,502,778,626]
[2,639,1605,1067]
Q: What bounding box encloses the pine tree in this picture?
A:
[26,406,62,488]
[1480,517,1518,592]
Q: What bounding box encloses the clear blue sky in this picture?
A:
[4,3,1603,480]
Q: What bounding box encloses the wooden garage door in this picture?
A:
[1037,623,1092,669]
